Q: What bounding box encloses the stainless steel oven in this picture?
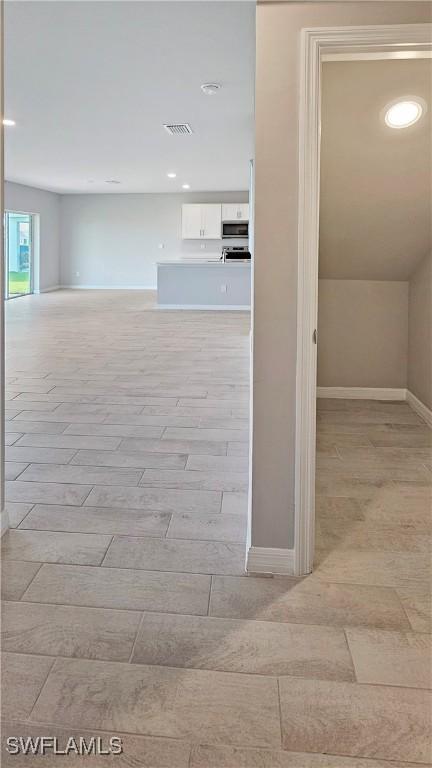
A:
[222,221,249,239]
[222,246,251,262]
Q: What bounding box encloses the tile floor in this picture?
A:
[1,289,431,767]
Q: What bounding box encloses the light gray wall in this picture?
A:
[252,0,430,551]
[319,59,432,282]
[1,27,5,535]
[158,263,251,308]
[317,280,408,389]
[5,181,60,291]
[408,251,432,409]
[60,192,248,289]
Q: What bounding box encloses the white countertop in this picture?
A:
[157,260,251,266]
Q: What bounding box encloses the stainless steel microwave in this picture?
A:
[222,221,249,239]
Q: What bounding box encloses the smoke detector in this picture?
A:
[201,83,221,96]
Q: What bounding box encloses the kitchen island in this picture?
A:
[157,260,251,309]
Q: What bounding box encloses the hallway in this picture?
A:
[1,290,431,766]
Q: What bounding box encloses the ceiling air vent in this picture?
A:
[163,123,193,136]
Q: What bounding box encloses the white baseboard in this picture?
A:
[158,304,250,311]
[246,546,295,576]
[406,390,432,428]
[316,386,431,427]
[0,508,10,537]
[41,285,62,293]
[317,386,406,401]
[61,285,157,291]
[34,285,61,294]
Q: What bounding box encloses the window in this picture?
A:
[4,211,34,299]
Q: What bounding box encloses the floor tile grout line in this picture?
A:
[25,655,58,722]
[7,462,151,485]
[11,647,427,689]
[7,648,407,686]
[187,744,194,768]
[163,513,175,539]
[5,434,25,447]
[22,712,255,747]
[276,677,283,749]
[80,484,96,506]
[8,393,22,402]
[9,555,247,579]
[391,586,420,633]
[127,612,146,664]
[5,545,430,594]
[5,597,386,633]
[342,627,358,683]
[7,462,30,481]
[10,502,36,529]
[9,590,430,638]
[206,575,213,616]
[99,535,115,566]
[14,596,213,619]
[65,449,81,464]
[137,468,147,484]
[13,556,238,578]
[16,561,45,600]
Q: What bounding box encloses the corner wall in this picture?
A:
[5,181,60,291]
[252,1,431,551]
[408,251,432,409]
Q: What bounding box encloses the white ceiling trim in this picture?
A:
[322,49,432,61]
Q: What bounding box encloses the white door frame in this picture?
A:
[294,23,432,577]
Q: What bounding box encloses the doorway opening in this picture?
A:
[294,24,432,577]
[4,211,35,299]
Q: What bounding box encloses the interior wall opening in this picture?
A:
[4,210,36,299]
[314,53,432,568]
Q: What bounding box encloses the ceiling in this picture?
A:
[319,58,431,281]
[4,1,255,194]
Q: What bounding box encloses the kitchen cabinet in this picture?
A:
[221,203,249,222]
[182,204,222,239]
[158,261,251,309]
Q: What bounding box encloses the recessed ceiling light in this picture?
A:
[384,98,425,129]
[182,184,190,190]
[167,172,177,178]
[3,119,16,126]
[201,83,221,96]
[105,179,121,184]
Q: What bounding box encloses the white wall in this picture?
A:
[60,192,249,289]
[317,280,409,389]
[5,181,60,291]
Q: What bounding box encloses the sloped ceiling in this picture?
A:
[319,58,431,281]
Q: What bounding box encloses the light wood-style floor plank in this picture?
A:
[1,290,430,766]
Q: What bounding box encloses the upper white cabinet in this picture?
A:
[181,204,202,240]
[221,203,249,222]
[202,204,222,239]
[182,204,222,239]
